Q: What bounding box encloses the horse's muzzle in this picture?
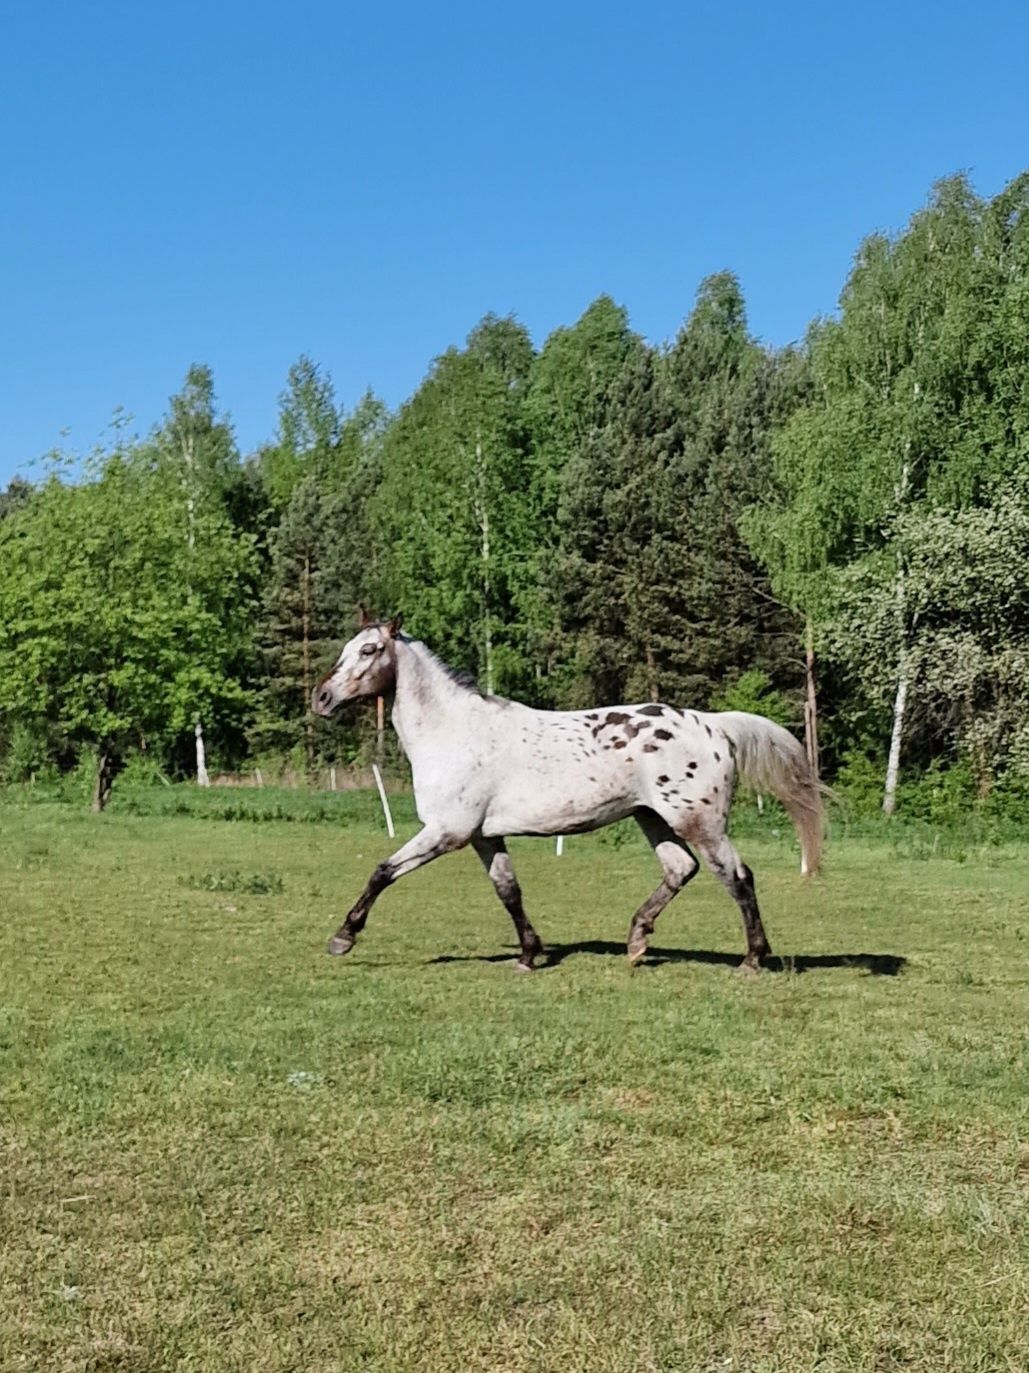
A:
[311,684,337,717]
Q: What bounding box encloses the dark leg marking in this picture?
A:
[698,838,772,970]
[327,861,393,954]
[472,836,545,971]
[328,828,461,957]
[626,810,699,964]
[735,864,771,969]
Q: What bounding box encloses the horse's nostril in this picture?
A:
[319,691,331,706]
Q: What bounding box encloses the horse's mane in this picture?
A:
[400,635,484,697]
[442,663,484,695]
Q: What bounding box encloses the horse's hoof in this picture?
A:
[327,934,355,957]
[627,944,647,966]
[735,959,761,978]
[515,959,535,973]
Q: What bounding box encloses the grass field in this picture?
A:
[2,793,1027,1371]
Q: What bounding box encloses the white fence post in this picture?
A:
[371,763,395,839]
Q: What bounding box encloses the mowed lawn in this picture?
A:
[1,799,1027,1372]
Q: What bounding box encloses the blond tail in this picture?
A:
[712,711,825,875]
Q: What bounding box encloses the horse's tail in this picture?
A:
[711,711,825,876]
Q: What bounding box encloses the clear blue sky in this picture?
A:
[3,0,1027,483]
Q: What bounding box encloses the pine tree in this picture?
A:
[253,477,334,767]
[525,296,639,699]
[663,274,804,706]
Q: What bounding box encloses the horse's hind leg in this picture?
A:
[697,832,771,971]
[472,837,545,972]
[627,809,700,965]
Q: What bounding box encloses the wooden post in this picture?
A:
[644,643,659,702]
[92,744,115,813]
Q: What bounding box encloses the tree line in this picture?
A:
[2,172,1028,813]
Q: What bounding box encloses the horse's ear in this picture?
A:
[387,612,404,639]
[358,605,373,628]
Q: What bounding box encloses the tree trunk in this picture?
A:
[302,548,314,769]
[195,720,210,787]
[474,439,494,695]
[644,643,660,702]
[882,659,908,816]
[92,744,116,813]
[882,552,909,817]
[803,616,819,778]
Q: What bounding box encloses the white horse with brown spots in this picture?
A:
[312,614,824,971]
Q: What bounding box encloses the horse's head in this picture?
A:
[311,609,403,717]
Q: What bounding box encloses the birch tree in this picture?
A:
[151,365,241,785]
[746,177,992,808]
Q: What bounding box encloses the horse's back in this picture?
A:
[473,698,729,839]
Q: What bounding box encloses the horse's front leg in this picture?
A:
[327,827,464,956]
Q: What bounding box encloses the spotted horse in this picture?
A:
[312,613,824,972]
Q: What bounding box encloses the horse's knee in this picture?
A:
[493,870,522,904]
[665,853,699,892]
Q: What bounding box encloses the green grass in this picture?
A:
[1,794,1027,1372]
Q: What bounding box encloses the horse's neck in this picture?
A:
[391,639,472,754]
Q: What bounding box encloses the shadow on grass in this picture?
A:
[429,941,907,976]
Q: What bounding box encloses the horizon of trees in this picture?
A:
[2,170,1028,813]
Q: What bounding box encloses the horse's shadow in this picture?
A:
[429,940,907,976]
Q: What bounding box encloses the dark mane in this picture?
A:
[398,634,484,697]
[443,663,483,695]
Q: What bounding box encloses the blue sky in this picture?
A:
[3,1,1027,483]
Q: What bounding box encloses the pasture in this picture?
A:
[1,794,1027,1372]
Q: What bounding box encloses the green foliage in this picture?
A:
[104,781,420,827]
[117,752,171,788]
[181,868,285,894]
[548,275,801,708]
[825,483,1029,789]
[832,747,887,813]
[372,315,536,694]
[744,172,1029,806]
[0,439,256,800]
[258,356,342,508]
[711,668,791,724]
[2,720,53,782]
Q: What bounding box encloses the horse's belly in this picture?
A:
[480,784,636,839]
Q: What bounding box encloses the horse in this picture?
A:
[311,612,824,972]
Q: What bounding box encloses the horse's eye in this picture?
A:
[361,644,377,656]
